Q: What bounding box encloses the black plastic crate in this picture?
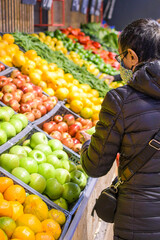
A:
[35,103,82,161]
[0,166,72,240]
[0,67,60,125]
[0,126,86,215]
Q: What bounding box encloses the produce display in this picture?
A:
[0,69,58,121]
[42,113,94,154]
[0,176,66,239]
[0,131,88,210]
[0,106,28,145]
[0,62,6,72]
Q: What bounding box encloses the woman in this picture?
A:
[80,19,160,240]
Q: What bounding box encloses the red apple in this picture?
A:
[68,124,81,137]
[64,114,75,126]
[43,100,54,112]
[20,103,31,113]
[12,90,22,102]
[62,137,74,149]
[53,115,63,123]
[31,109,42,119]
[34,97,43,105]
[11,70,21,78]
[33,86,42,97]
[0,92,4,100]
[12,78,23,88]
[24,112,35,122]
[74,121,82,129]
[76,117,88,126]
[17,75,25,83]
[72,138,80,145]
[53,124,63,133]
[75,131,84,143]
[27,100,38,109]
[9,99,20,112]
[37,105,47,116]
[48,96,58,105]
[21,83,33,93]
[82,119,93,129]
[43,122,55,134]
[0,63,5,71]
[23,75,30,82]
[21,92,35,103]
[2,93,14,105]
[58,122,68,132]
[41,94,48,101]
[50,130,62,141]
[62,132,71,139]
[0,76,9,88]
[2,83,17,93]
[7,77,13,83]
[72,143,82,153]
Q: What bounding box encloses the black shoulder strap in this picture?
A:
[121,130,160,182]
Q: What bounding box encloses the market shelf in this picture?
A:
[0,166,72,240]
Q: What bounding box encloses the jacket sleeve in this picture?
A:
[80,89,124,177]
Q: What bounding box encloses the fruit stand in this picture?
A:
[0,18,121,238]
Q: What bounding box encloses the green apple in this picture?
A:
[2,106,15,118]
[68,160,77,173]
[11,114,28,128]
[38,163,55,180]
[0,108,10,122]
[53,197,68,210]
[51,150,68,161]
[62,182,81,204]
[48,139,63,151]
[29,173,46,193]
[0,153,19,172]
[9,145,27,157]
[11,167,30,184]
[76,164,88,179]
[55,168,70,185]
[30,132,48,148]
[34,144,52,156]
[22,146,32,154]
[22,139,30,147]
[0,122,16,139]
[46,154,62,169]
[19,157,38,174]
[0,129,7,145]
[61,160,70,171]
[28,150,46,164]
[10,119,23,134]
[70,170,87,190]
[45,178,64,200]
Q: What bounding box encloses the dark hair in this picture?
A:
[119,19,160,62]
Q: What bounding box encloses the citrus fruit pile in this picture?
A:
[0,176,66,240]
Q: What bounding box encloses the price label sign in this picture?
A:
[81,0,90,14]
[71,0,80,12]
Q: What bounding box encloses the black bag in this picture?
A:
[92,130,160,222]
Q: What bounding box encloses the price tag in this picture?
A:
[81,0,90,14]
[71,0,80,12]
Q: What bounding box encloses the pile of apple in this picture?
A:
[0,131,88,210]
[0,106,28,145]
[0,69,58,121]
[42,113,93,154]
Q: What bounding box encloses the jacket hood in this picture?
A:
[128,60,160,99]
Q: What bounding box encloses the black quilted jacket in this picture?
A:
[81,60,160,240]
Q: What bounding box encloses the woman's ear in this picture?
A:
[127,48,139,66]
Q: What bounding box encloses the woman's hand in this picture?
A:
[80,131,91,144]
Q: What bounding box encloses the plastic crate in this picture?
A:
[0,125,86,215]
[35,103,82,161]
[0,67,17,76]
[0,166,72,240]
[0,67,61,125]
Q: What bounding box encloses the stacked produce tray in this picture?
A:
[0,166,72,240]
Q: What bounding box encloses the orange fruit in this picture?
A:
[68,84,79,92]
[23,195,42,207]
[0,217,16,238]
[37,63,49,73]
[12,226,35,240]
[24,197,48,221]
[10,43,19,51]
[82,98,93,108]
[90,96,100,105]
[16,214,43,234]
[48,63,57,71]
[90,89,99,98]
[2,34,14,44]
[42,219,61,240]
[4,185,26,204]
[79,84,91,93]
[67,92,81,103]
[29,71,41,85]
[25,50,37,60]
[80,107,93,119]
[0,49,6,57]
[92,105,101,114]
[64,73,74,82]
[10,201,24,221]
[0,199,13,218]
[43,88,55,96]
[12,53,26,67]
[0,192,4,200]
[70,100,83,113]
[0,42,6,49]
[48,209,66,225]
[35,232,55,240]
[0,229,8,240]
[92,112,99,121]
[42,71,57,83]
[0,177,14,193]
[55,87,69,100]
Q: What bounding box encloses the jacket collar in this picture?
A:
[128,60,160,99]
